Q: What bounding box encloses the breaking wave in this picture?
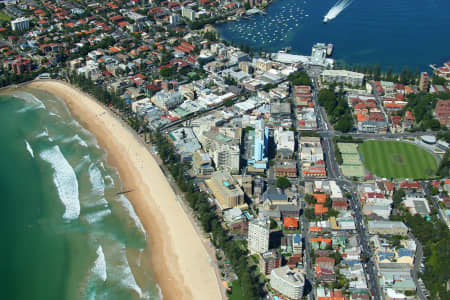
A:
[14,91,47,112]
[63,134,88,147]
[83,209,111,224]
[25,140,34,158]
[40,145,80,220]
[91,246,107,282]
[117,194,145,235]
[157,284,164,300]
[118,247,149,299]
[88,163,105,196]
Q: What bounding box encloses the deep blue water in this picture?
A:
[216,0,450,71]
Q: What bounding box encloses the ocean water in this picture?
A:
[216,0,450,71]
[0,88,161,300]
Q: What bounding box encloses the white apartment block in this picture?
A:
[270,266,305,300]
[11,17,29,31]
[199,130,241,174]
[321,69,365,87]
[275,129,295,153]
[212,146,240,173]
[181,7,195,21]
[248,218,270,254]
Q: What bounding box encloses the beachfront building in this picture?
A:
[205,171,245,210]
[270,266,305,299]
[248,119,269,171]
[248,217,270,254]
[168,127,201,162]
[192,150,214,176]
[259,249,282,275]
[321,70,365,87]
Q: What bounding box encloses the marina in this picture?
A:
[216,0,450,71]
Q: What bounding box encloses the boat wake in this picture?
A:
[324,0,354,23]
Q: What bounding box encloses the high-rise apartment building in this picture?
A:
[419,72,429,91]
[248,217,270,254]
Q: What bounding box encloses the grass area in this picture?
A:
[228,280,246,300]
[0,11,11,22]
[341,165,365,177]
[338,142,365,177]
[359,140,438,179]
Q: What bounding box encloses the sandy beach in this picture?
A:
[27,80,222,300]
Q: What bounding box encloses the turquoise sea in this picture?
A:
[216,0,450,71]
[0,89,161,300]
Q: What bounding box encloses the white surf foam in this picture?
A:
[117,194,145,235]
[40,145,80,220]
[156,284,164,300]
[92,245,107,282]
[70,119,96,139]
[88,163,105,196]
[14,91,47,112]
[49,112,60,118]
[104,175,114,186]
[63,134,88,147]
[118,247,149,299]
[84,209,111,224]
[75,155,91,173]
[36,128,53,142]
[36,128,49,138]
[25,140,34,158]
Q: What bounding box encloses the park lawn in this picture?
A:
[228,280,247,300]
[0,11,11,22]
[359,140,437,179]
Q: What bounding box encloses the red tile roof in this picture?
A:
[313,193,327,204]
[283,217,298,229]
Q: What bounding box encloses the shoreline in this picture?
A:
[22,80,222,300]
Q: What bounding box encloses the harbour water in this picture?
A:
[0,89,161,300]
[216,0,450,71]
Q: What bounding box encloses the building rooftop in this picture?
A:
[271,266,305,287]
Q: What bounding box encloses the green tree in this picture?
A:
[393,189,405,210]
[374,63,381,81]
[276,176,291,190]
[304,194,317,205]
[432,75,446,86]
[270,218,278,230]
[288,70,311,86]
[160,66,174,79]
[386,66,393,81]
[304,208,315,220]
